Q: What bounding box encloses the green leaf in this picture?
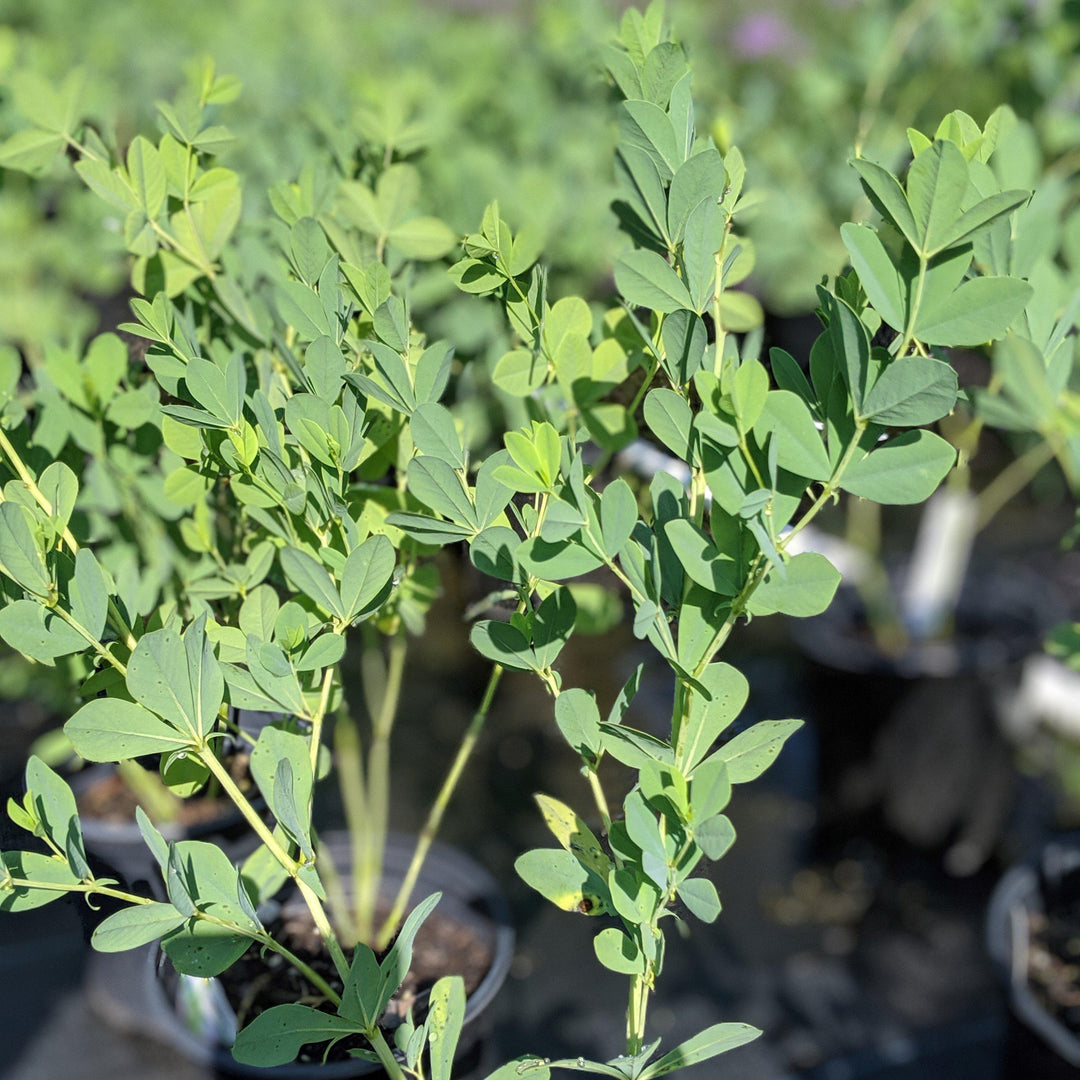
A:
[514,849,609,915]
[0,600,86,663]
[411,404,465,470]
[26,756,87,876]
[127,618,224,741]
[66,698,193,761]
[535,794,610,879]
[840,223,906,331]
[127,136,167,219]
[594,927,645,974]
[913,276,1033,347]
[667,148,724,244]
[935,189,1029,252]
[639,1023,761,1079]
[279,548,345,620]
[679,663,748,772]
[616,250,694,314]
[746,552,841,617]
[470,526,524,584]
[677,878,721,923]
[492,348,547,397]
[480,1059,551,1080]
[664,519,738,596]
[70,549,109,641]
[554,688,603,762]
[232,1005,361,1067]
[851,157,920,251]
[828,294,871,411]
[92,902,187,952]
[712,719,804,782]
[861,356,958,426]
[340,535,395,621]
[470,621,535,672]
[643,388,693,459]
[600,479,637,558]
[0,128,65,173]
[304,336,346,401]
[0,850,79,911]
[754,390,831,481]
[290,217,330,285]
[517,536,603,583]
[407,457,477,529]
[184,357,242,425]
[841,429,956,504]
[375,892,442,1021]
[388,216,457,260]
[696,814,736,860]
[906,140,969,256]
[426,976,466,1080]
[620,99,681,180]
[0,503,50,597]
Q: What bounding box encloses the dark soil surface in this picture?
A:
[75,754,253,828]
[217,902,494,1063]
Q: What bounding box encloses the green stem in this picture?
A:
[50,604,128,676]
[309,664,337,781]
[974,438,1057,532]
[374,661,505,952]
[297,877,351,983]
[258,933,342,1006]
[335,705,367,950]
[199,747,294,870]
[895,255,928,358]
[4,877,154,905]
[116,759,182,824]
[587,769,612,834]
[368,1028,407,1080]
[356,633,407,945]
[0,427,138,651]
[626,973,650,1056]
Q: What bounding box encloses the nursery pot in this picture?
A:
[72,763,251,892]
[987,835,1080,1077]
[91,831,514,1079]
[790,562,1063,868]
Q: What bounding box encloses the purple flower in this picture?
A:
[732,12,802,59]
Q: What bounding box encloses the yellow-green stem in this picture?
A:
[974,438,1057,532]
[309,664,337,781]
[375,661,505,951]
[368,1027,407,1080]
[355,633,407,945]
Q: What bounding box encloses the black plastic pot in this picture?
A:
[790,563,1063,869]
[988,835,1080,1077]
[73,763,251,892]
[87,831,515,1079]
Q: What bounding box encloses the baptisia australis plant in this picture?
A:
[0,3,1045,1077]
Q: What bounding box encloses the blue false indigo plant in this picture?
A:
[0,3,1052,1076]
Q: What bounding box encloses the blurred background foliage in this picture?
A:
[2,0,1079,357]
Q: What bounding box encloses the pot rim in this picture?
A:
[987,834,1080,1066]
[139,830,515,1078]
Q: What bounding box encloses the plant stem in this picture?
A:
[258,933,342,1006]
[895,255,927,358]
[117,758,182,823]
[335,706,367,950]
[368,1027,407,1080]
[4,877,155,904]
[0,427,139,651]
[974,437,1057,531]
[309,664,337,781]
[296,876,351,982]
[374,660,505,952]
[626,972,650,1056]
[49,604,128,676]
[587,769,612,834]
[355,633,407,945]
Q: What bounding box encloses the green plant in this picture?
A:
[812,104,1080,651]
[0,3,1054,1077]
